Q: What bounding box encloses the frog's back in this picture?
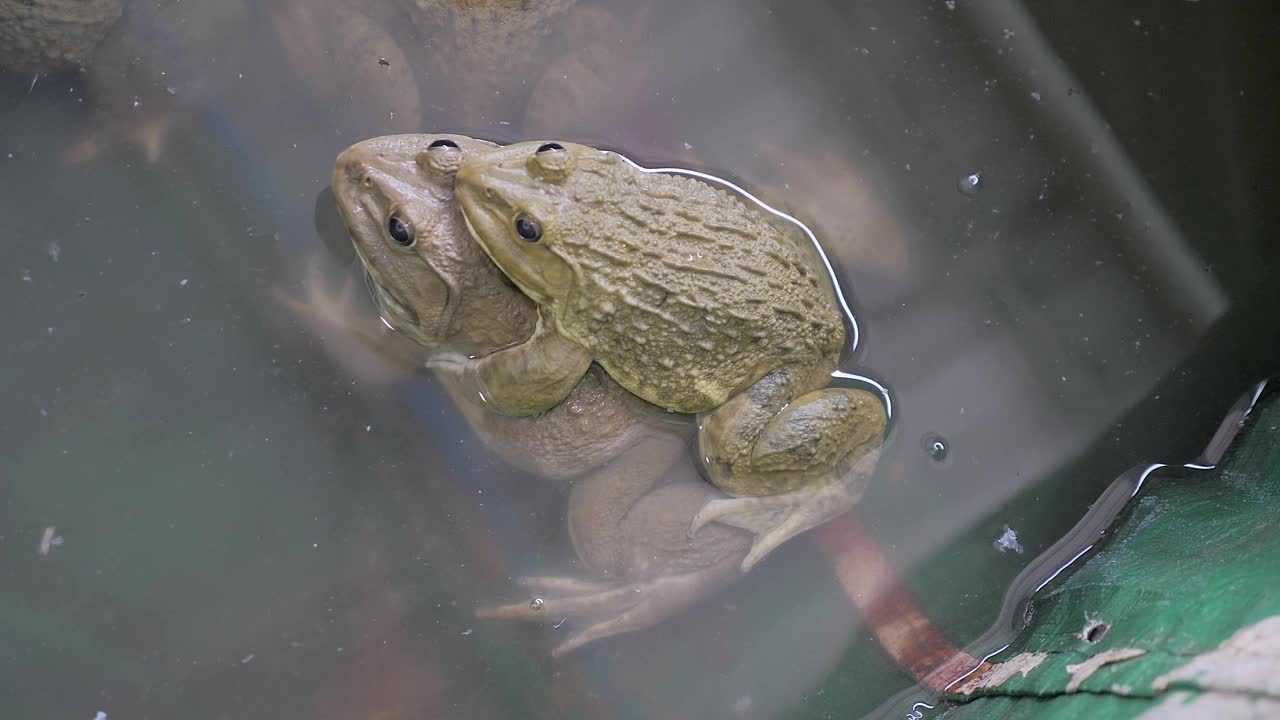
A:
[552,157,845,413]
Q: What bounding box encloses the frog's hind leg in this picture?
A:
[475,558,743,657]
[691,446,880,572]
[695,382,886,572]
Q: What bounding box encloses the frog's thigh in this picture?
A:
[699,370,796,464]
[750,388,886,477]
[475,327,593,416]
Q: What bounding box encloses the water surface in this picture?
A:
[2,1,1277,718]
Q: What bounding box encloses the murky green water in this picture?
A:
[2,1,1277,718]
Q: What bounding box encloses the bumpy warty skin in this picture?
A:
[539,152,844,413]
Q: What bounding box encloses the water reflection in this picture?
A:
[2,0,1277,718]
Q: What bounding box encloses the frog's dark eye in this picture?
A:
[536,143,564,153]
[514,214,542,242]
[388,213,414,246]
[428,139,459,149]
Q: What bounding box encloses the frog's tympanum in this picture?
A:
[309,133,751,656]
[453,140,887,571]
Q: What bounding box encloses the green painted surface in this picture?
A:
[936,391,1280,718]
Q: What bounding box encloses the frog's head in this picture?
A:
[332,133,536,355]
[455,140,600,307]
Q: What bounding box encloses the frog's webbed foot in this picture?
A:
[691,447,881,573]
[274,253,361,328]
[475,562,740,657]
[273,254,421,380]
[63,110,176,166]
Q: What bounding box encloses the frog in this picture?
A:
[450,140,888,571]
[281,132,752,656]
[0,0,123,74]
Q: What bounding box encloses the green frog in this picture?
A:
[283,133,751,656]
[451,140,887,571]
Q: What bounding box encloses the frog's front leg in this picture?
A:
[428,314,592,416]
[692,371,887,572]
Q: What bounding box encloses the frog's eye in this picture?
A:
[388,213,415,246]
[514,214,542,242]
[530,142,572,180]
[419,139,463,178]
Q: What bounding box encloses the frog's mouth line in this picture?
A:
[351,239,424,343]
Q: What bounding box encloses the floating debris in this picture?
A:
[994,526,1023,554]
[38,526,63,556]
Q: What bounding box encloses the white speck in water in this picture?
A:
[945,0,956,10]
[241,654,255,664]
[21,268,32,282]
[554,617,567,629]
[461,628,473,636]
[529,597,544,611]
[957,172,982,196]
[179,278,188,286]
[994,526,1024,554]
[48,241,61,262]
[734,695,753,713]
[1030,91,1042,102]
[365,425,372,432]
[39,526,62,556]
[93,713,107,720]
[131,96,140,108]
[683,142,693,150]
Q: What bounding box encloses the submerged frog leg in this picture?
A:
[477,479,751,656]
[427,313,592,416]
[567,435,686,572]
[475,557,743,658]
[274,255,425,378]
[695,381,887,571]
[692,446,881,572]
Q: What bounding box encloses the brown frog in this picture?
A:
[452,140,888,571]
[281,133,751,656]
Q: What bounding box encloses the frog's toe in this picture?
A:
[425,351,473,374]
[477,562,742,656]
[688,495,786,538]
[514,575,614,595]
[692,447,882,570]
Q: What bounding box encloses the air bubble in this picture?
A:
[922,433,949,461]
[529,597,545,611]
[957,172,982,196]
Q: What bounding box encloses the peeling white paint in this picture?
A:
[952,652,1048,695]
[1065,647,1146,692]
[1138,690,1280,719]
[1152,615,1280,697]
